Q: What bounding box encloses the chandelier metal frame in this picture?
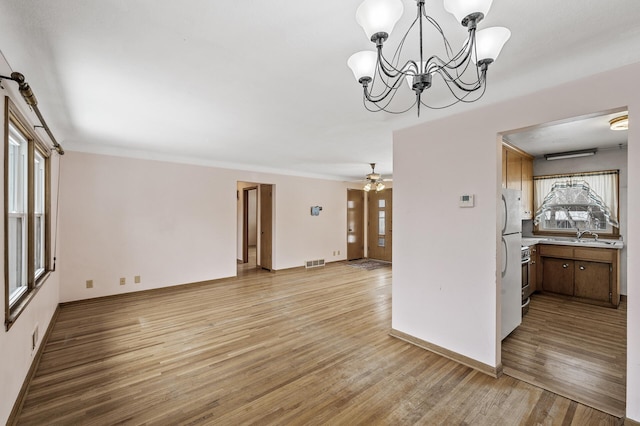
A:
[348,0,510,116]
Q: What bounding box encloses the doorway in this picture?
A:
[242,187,258,266]
[367,189,392,262]
[347,189,365,260]
[237,182,274,273]
[499,109,628,417]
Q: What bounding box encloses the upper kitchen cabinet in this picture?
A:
[502,142,534,220]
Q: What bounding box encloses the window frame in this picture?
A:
[533,169,620,238]
[4,97,52,330]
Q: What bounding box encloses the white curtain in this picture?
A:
[533,171,619,224]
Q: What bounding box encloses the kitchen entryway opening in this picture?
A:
[498,108,629,417]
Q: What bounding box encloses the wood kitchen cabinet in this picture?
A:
[539,244,620,307]
[542,257,574,296]
[502,142,534,220]
[574,261,612,301]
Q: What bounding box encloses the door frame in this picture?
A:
[242,186,258,263]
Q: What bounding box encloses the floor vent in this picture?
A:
[305,259,325,269]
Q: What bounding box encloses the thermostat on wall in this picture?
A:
[459,194,474,208]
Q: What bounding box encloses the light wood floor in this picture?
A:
[15,263,622,425]
[502,292,626,418]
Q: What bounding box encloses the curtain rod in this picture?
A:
[533,169,618,180]
[0,71,64,155]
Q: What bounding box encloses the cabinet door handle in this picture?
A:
[531,261,536,265]
[579,265,585,271]
[563,264,569,268]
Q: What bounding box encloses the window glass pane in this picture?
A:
[378,199,386,208]
[8,215,26,303]
[378,237,385,247]
[534,172,618,234]
[35,151,45,214]
[8,123,28,304]
[8,125,27,214]
[378,210,385,235]
[34,150,46,275]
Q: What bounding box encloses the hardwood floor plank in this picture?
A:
[502,292,626,418]
[15,263,622,425]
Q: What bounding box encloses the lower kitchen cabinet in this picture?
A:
[574,261,612,301]
[542,257,574,296]
[539,244,620,307]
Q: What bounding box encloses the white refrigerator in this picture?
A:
[501,188,522,340]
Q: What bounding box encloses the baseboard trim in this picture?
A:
[626,417,640,426]
[390,328,502,379]
[7,305,61,426]
[59,276,238,307]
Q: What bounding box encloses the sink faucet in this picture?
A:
[576,229,599,241]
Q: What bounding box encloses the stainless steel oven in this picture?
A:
[521,246,532,315]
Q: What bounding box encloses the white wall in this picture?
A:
[533,147,628,294]
[58,152,349,302]
[393,62,640,421]
[0,65,62,424]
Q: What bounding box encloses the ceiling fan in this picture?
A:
[364,163,386,192]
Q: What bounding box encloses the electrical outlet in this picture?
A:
[120,277,126,285]
[86,280,93,289]
[333,251,336,256]
[134,275,141,284]
[337,250,340,255]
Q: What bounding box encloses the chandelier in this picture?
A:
[347,0,511,116]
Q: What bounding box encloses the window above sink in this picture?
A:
[533,170,619,237]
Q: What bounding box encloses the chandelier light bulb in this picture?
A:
[364,183,372,192]
[347,51,378,83]
[376,182,385,192]
[356,0,404,41]
[474,27,511,65]
[444,0,494,26]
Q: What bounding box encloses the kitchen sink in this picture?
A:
[540,237,623,249]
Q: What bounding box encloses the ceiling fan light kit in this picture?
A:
[364,163,386,192]
[347,0,510,116]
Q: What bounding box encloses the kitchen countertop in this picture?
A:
[522,236,624,250]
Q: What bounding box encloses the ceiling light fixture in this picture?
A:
[347,0,511,116]
[364,163,386,192]
[609,114,629,131]
[544,148,597,161]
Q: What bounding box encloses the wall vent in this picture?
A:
[305,259,325,269]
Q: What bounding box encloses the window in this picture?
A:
[8,124,28,305]
[5,98,51,328]
[533,170,619,236]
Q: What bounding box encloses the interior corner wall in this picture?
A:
[0,71,62,424]
[392,62,640,421]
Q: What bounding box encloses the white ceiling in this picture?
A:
[1,1,640,181]
[503,110,629,158]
